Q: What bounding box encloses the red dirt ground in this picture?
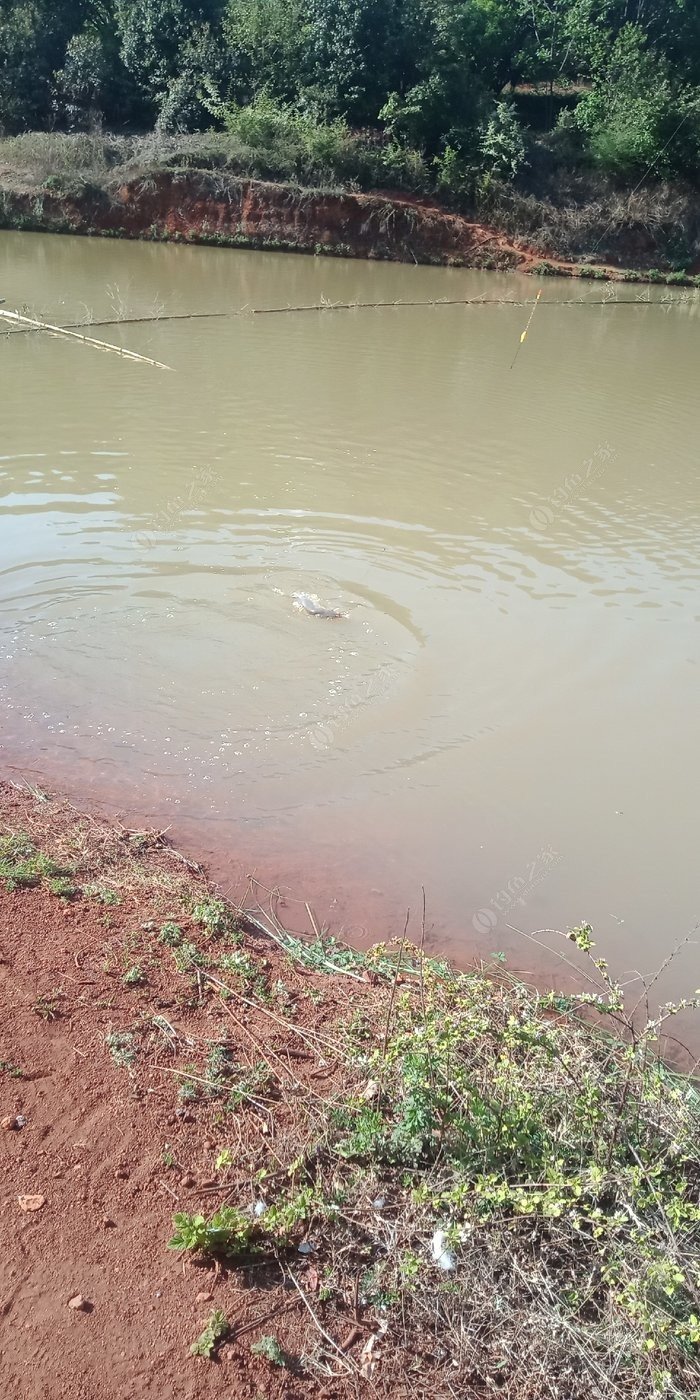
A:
[0,784,421,1400]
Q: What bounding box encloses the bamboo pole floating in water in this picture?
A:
[0,307,175,369]
[0,298,686,339]
[251,295,685,315]
[1,311,229,337]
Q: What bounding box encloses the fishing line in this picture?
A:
[509,109,694,367]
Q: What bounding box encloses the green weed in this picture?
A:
[84,884,120,905]
[46,875,76,898]
[123,965,145,987]
[33,989,64,1020]
[172,941,205,973]
[249,1334,287,1367]
[0,1057,22,1078]
[105,1030,137,1068]
[159,920,183,946]
[169,1206,253,1260]
[190,1309,229,1359]
[192,898,239,940]
[0,832,70,891]
[217,949,256,980]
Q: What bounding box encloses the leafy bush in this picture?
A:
[572,25,700,179]
[480,102,527,180]
[201,90,428,193]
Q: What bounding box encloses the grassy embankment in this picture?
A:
[1,128,700,281]
[1,782,699,1397]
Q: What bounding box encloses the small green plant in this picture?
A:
[105,1030,137,1068]
[206,1042,233,1089]
[46,875,76,898]
[192,898,238,939]
[177,1064,200,1102]
[0,833,70,892]
[33,989,64,1020]
[218,949,256,980]
[0,1057,22,1077]
[168,1207,253,1260]
[159,920,183,946]
[249,1334,287,1367]
[84,884,120,905]
[172,941,205,973]
[190,1308,229,1359]
[123,964,145,987]
[225,1060,271,1109]
[336,1105,387,1160]
[215,1147,234,1171]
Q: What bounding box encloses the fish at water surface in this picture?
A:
[293,592,346,619]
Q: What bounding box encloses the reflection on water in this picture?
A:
[0,230,699,998]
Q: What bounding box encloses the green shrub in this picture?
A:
[480,102,527,181]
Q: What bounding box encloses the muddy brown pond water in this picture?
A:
[0,230,699,1000]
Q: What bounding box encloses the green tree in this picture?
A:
[223,0,311,105]
[54,30,109,127]
[0,0,95,130]
[572,23,700,177]
[114,0,224,121]
[379,1,500,157]
[306,0,418,124]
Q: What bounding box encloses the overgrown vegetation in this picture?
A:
[160,909,700,1396]
[2,2,700,265]
[3,789,700,1396]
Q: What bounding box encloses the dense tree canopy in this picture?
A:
[1,0,699,182]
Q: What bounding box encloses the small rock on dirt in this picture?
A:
[195,1291,214,1304]
[179,1172,196,1188]
[102,1216,116,1229]
[67,1295,89,1311]
[17,1194,45,1212]
[1,1115,23,1131]
[114,1167,130,1180]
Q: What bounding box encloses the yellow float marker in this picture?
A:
[510,287,542,369]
